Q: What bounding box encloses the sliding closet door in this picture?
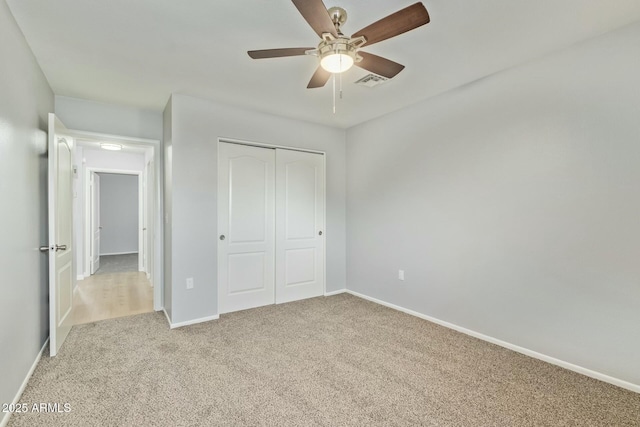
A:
[218,143,275,314]
[275,149,325,304]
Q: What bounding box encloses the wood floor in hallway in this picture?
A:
[73,272,154,325]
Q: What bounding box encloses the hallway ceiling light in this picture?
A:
[100,143,122,151]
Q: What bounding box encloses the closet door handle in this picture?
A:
[220,235,226,241]
[318,231,323,236]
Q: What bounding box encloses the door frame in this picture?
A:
[143,160,153,280]
[216,137,327,315]
[89,171,101,274]
[68,129,163,312]
[84,168,143,275]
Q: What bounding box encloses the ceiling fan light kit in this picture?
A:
[314,33,365,74]
[320,52,353,73]
[248,0,430,108]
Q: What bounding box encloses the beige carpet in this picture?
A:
[8,294,640,426]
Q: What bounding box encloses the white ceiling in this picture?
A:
[7,0,640,128]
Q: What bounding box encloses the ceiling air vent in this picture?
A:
[354,74,388,88]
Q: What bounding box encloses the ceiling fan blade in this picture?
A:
[248,48,314,59]
[292,0,338,39]
[307,66,332,89]
[355,52,405,78]
[351,2,430,47]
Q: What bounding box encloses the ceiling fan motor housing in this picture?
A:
[318,36,357,60]
[317,33,366,59]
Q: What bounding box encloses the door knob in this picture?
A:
[39,246,51,252]
[318,231,323,236]
[55,244,67,252]
[220,235,226,240]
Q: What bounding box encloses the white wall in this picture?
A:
[55,96,162,141]
[0,1,53,421]
[82,147,147,171]
[165,94,346,324]
[74,148,145,275]
[346,22,640,386]
[98,173,139,255]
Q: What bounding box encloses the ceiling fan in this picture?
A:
[248,0,430,89]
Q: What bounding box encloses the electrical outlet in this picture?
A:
[186,277,194,289]
[398,270,405,281]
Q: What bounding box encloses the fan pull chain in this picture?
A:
[332,73,336,114]
[339,52,343,99]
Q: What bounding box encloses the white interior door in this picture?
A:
[90,172,101,274]
[48,113,74,357]
[275,149,325,304]
[218,143,276,314]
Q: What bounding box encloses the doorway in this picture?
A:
[86,171,142,276]
[47,113,163,355]
[217,141,326,314]
[72,138,158,324]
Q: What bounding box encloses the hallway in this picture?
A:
[95,254,139,275]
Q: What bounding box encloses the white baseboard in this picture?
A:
[324,289,347,297]
[162,309,219,329]
[345,290,640,394]
[100,251,138,256]
[0,338,49,427]
[76,274,85,281]
[162,308,172,327]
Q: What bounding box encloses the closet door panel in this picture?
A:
[218,143,275,314]
[275,149,325,304]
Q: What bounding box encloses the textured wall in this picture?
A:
[0,1,54,420]
[346,22,640,385]
[167,94,347,324]
[55,96,162,141]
